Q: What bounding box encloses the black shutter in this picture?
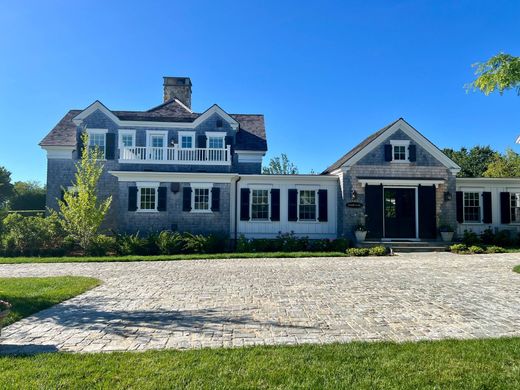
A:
[288,189,298,221]
[418,185,436,239]
[408,144,416,162]
[77,131,85,158]
[365,185,383,238]
[456,191,464,223]
[270,189,280,221]
[105,133,116,159]
[318,189,328,222]
[128,186,138,211]
[482,192,492,223]
[197,135,206,148]
[240,188,250,220]
[211,187,220,212]
[384,144,392,161]
[157,187,167,211]
[183,187,192,212]
[500,192,511,224]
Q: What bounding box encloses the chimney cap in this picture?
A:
[163,76,192,86]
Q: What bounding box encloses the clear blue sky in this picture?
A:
[0,0,519,182]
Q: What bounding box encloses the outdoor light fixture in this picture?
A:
[351,190,358,200]
[444,191,452,201]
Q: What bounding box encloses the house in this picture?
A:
[40,76,520,242]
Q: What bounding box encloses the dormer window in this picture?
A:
[206,132,226,149]
[390,140,410,163]
[87,129,107,159]
[178,131,195,149]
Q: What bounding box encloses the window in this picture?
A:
[139,187,156,211]
[299,190,317,221]
[87,130,106,158]
[511,193,520,223]
[390,140,410,162]
[463,192,481,222]
[208,136,224,149]
[193,188,210,211]
[251,189,269,220]
[393,145,406,160]
[179,132,195,149]
[119,130,135,148]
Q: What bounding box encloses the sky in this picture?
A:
[0,0,519,183]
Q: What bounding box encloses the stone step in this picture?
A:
[358,240,450,253]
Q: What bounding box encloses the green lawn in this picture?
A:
[0,276,100,326]
[0,251,349,264]
[0,338,519,389]
[514,265,520,274]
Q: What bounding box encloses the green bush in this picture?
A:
[450,243,468,254]
[345,247,370,256]
[493,230,513,247]
[468,245,485,254]
[236,233,350,253]
[480,228,495,245]
[462,230,481,246]
[114,233,150,256]
[485,245,506,253]
[368,246,388,256]
[86,235,116,256]
[156,231,184,255]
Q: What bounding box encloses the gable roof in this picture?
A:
[322,118,460,174]
[40,101,267,151]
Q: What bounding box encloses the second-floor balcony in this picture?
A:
[118,145,232,165]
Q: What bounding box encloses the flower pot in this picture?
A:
[440,231,454,242]
[355,230,367,242]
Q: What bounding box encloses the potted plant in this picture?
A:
[0,300,11,336]
[354,224,367,242]
[439,225,454,242]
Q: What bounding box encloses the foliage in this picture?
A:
[86,234,117,256]
[237,232,350,253]
[514,265,520,274]
[262,153,299,175]
[483,148,520,178]
[9,181,46,211]
[345,247,370,256]
[0,166,14,209]
[58,132,112,250]
[368,246,389,256]
[468,245,485,254]
[450,244,468,254]
[461,230,481,246]
[442,146,498,177]
[467,52,520,95]
[486,245,506,254]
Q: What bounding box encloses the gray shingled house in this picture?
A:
[40,77,520,243]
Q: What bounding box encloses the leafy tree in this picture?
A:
[9,181,46,211]
[467,53,520,95]
[262,153,299,175]
[442,146,498,177]
[58,132,112,250]
[484,148,520,177]
[0,166,14,209]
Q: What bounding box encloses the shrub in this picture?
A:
[345,247,370,256]
[462,230,481,246]
[156,231,184,255]
[480,228,496,245]
[450,243,468,254]
[485,245,506,254]
[493,230,513,247]
[86,234,116,256]
[114,233,149,256]
[368,246,388,256]
[468,245,485,254]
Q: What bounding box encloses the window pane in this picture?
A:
[89,133,105,157]
[208,137,224,149]
[181,136,193,148]
[194,188,209,210]
[511,193,520,223]
[393,145,406,160]
[299,190,316,220]
[251,189,269,220]
[463,192,480,222]
[151,135,164,148]
[140,187,156,210]
[121,134,133,147]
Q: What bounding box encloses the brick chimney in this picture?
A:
[163,76,192,108]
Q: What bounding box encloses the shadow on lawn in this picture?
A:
[0,344,58,356]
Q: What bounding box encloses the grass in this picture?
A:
[0,338,519,388]
[514,265,520,274]
[0,251,349,264]
[0,276,100,326]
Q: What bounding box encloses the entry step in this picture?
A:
[358,240,449,253]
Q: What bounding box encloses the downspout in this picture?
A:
[234,175,242,249]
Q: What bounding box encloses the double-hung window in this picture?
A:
[299,190,317,221]
[139,187,157,211]
[179,131,195,149]
[208,136,224,149]
[251,189,269,220]
[463,192,481,223]
[511,193,520,223]
[87,129,107,159]
[192,187,211,212]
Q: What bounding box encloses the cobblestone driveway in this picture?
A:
[1,253,519,354]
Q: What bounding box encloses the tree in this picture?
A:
[9,181,46,211]
[58,132,112,250]
[467,53,520,95]
[262,153,299,175]
[0,166,14,209]
[483,148,520,177]
[442,146,498,177]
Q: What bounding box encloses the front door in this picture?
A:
[384,188,416,238]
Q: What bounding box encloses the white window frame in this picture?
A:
[86,128,108,159]
[250,188,271,221]
[179,131,196,149]
[297,188,318,222]
[205,131,226,149]
[190,183,213,213]
[136,182,160,213]
[390,140,410,163]
[462,191,482,224]
[118,129,136,149]
[510,191,520,224]
[146,130,168,148]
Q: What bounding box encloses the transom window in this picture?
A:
[139,187,156,211]
[251,189,269,220]
[208,136,224,149]
[299,190,317,221]
[510,193,520,223]
[393,145,406,160]
[463,192,481,222]
[88,132,106,158]
[181,135,193,149]
[193,188,210,211]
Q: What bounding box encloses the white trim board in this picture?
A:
[358,178,445,188]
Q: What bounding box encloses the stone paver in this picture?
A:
[0,253,519,354]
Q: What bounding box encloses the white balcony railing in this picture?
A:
[119,145,232,165]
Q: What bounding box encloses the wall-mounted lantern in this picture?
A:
[444,191,452,201]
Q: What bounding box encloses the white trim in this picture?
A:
[118,129,136,148]
[250,188,271,221]
[389,139,410,163]
[359,178,444,188]
[205,132,226,149]
[297,188,318,222]
[178,131,195,149]
[40,146,74,159]
[235,150,266,163]
[72,101,120,125]
[86,128,107,159]
[136,183,160,213]
[190,184,213,213]
[196,105,239,130]
[109,171,237,183]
